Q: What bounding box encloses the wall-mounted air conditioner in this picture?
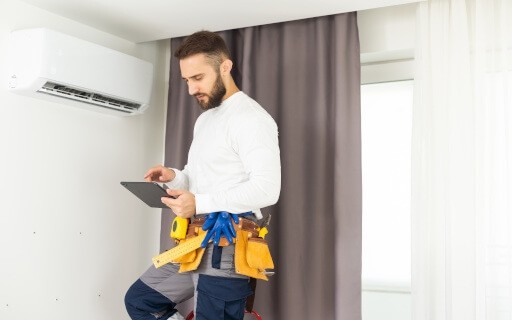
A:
[8,28,153,116]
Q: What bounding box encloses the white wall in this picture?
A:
[0,1,169,319]
[358,3,417,84]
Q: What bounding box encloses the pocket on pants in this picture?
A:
[195,274,252,320]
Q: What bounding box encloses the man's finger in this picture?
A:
[144,167,158,178]
[161,196,178,207]
[166,189,184,198]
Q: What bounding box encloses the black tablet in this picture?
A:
[120,181,172,208]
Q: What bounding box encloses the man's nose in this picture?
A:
[188,83,198,96]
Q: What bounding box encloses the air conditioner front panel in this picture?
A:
[8,28,153,115]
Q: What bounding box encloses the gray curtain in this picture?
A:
[162,12,361,320]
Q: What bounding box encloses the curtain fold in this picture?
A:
[412,0,512,318]
[163,13,361,320]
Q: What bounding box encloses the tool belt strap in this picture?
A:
[187,217,260,240]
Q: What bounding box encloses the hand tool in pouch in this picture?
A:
[258,214,271,238]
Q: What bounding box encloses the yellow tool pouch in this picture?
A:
[171,238,198,264]
[234,230,272,281]
[176,229,207,272]
[246,237,274,270]
[179,247,205,273]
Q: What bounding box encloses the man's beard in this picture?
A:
[195,74,226,110]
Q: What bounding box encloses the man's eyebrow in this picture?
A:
[182,73,205,81]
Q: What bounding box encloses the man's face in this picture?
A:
[180,54,226,110]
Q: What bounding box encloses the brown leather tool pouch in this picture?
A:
[246,237,274,270]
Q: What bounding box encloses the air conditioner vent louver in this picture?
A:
[38,82,141,114]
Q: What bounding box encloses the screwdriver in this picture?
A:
[258,214,271,239]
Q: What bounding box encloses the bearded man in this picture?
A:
[124,30,281,320]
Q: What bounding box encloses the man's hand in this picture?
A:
[144,165,176,183]
[161,189,196,218]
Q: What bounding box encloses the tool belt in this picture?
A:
[152,217,274,281]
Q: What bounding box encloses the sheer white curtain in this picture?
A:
[412,0,512,319]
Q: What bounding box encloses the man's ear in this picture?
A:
[220,59,233,75]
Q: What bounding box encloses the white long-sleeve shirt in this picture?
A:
[167,91,281,220]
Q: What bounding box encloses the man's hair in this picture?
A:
[174,31,231,68]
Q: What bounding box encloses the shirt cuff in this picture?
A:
[166,167,187,189]
[194,193,213,214]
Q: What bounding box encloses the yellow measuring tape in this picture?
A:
[152,233,207,268]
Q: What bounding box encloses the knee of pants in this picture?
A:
[125,279,177,319]
[195,275,253,320]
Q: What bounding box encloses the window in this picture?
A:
[361,80,413,320]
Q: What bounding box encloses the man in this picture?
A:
[124,31,281,320]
